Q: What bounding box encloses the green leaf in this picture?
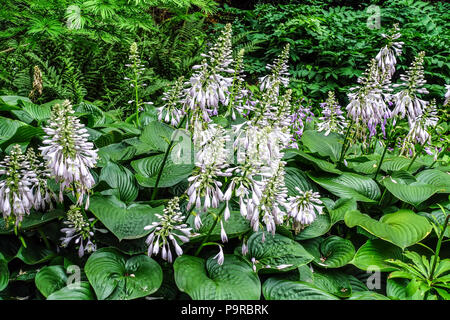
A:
[21,101,52,122]
[262,278,339,300]
[415,169,450,193]
[291,150,342,174]
[344,209,432,249]
[246,231,314,273]
[347,291,390,300]
[0,116,21,143]
[132,154,194,188]
[0,124,44,149]
[312,270,352,298]
[0,253,8,291]
[302,236,355,268]
[326,198,357,225]
[35,265,67,298]
[308,172,381,203]
[0,209,64,234]
[47,282,95,300]
[88,195,163,241]
[301,130,342,162]
[284,166,318,194]
[386,278,409,300]
[15,241,56,265]
[381,157,422,173]
[99,162,138,202]
[140,121,174,152]
[85,248,162,300]
[295,213,332,240]
[352,239,404,272]
[174,254,261,300]
[382,179,439,207]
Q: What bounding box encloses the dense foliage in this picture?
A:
[0,0,449,301]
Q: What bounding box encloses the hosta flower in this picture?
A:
[40,100,98,209]
[213,245,225,266]
[392,51,428,121]
[0,145,36,227]
[259,44,290,94]
[157,76,186,126]
[60,205,106,257]
[185,23,234,122]
[26,149,56,211]
[375,24,403,78]
[288,187,324,234]
[444,84,450,106]
[290,99,314,143]
[144,197,195,263]
[193,123,231,167]
[317,91,347,136]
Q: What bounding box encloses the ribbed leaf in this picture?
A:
[174,254,261,300]
[263,278,339,300]
[303,236,355,268]
[285,166,318,194]
[348,291,390,300]
[301,130,342,162]
[291,149,342,174]
[295,213,331,240]
[99,162,138,202]
[0,253,8,291]
[35,265,67,298]
[383,179,439,207]
[47,282,95,300]
[352,239,404,272]
[415,169,450,193]
[140,121,174,152]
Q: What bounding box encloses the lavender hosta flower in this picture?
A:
[317,91,347,136]
[185,24,234,122]
[288,187,324,234]
[144,197,195,263]
[40,100,98,209]
[290,100,314,144]
[392,51,428,120]
[444,84,450,106]
[0,145,36,227]
[157,76,186,127]
[60,205,106,258]
[259,44,290,94]
[213,245,225,265]
[26,149,56,211]
[375,24,403,78]
[193,123,231,168]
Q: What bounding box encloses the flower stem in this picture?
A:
[338,120,354,167]
[194,204,226,257]
[429,210,449,281]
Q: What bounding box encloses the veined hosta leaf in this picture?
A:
[245,231,314,273]
[47,282,95,300]
[0,96,30,110]
[140,120,174,152]
[382,179,439,207]
[291,149,342,174]
[0,253,8,291]
[386,278,409,300]
[323,198,357,225]
[21,101,52,122]
[344,209,432,249]
[347,291,390,300]
[312,270,352,298]
[285,166,318,194]
[415,169,450,193]
[381,157,422,173]
[15,241,56,265]
[295,213,331,240]
[301,130,342,162]
[35,265,67,298]
[174,254,261,300]
[88,195,163,241]
[0,116,21,142]
[99,162,138,202]
[132,154,194,188]
[0,209,64,234]
[262,277,339,300]
[308,172,381,203]
[85,248,162,300]
[302,236,355,268]
[352,239,404,272]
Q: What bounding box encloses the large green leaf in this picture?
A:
[21,101,52,122]
[302,236,355,268]
[245,231,314,273]
[0,124,44,148]
[35,265,68,298]
[308,172,381,203]
[383,179,439,207]
[140,121,174,152]
[15,241,56,265]
[325,198,357,225]
[381,157,422,173]
[0,209,64,234]
[0,116,21,143]
[295,213,332,240]
[85,248,162,300]
[301,130,342,162]
[291,150,342,174]
[352,239,404,272]
[132,154,194,188]
[88,195,163,241]
[99,162,138,202]
[174,254,261,300]
[312,270,352,298]
[344,209,432,249]
[284,166,318,194]
[415,169,450,193]
[262,277,339,300]
[0,253,8,291]
[47,282,95,300]
[347,291,390,300]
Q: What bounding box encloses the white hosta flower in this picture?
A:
[375,24,403,78]
[0,145,36,227]
[317,91,347,136]
[213,245,225,266]
[392,51,428,121]
[60,205,106,257]
[157,76,186,127]
[288,187,324,234]
[193,123,231,167]
[185,24,234,122]
[26,149,56,211]
[259,44,290,94]
[40,100,98,209]
[144,197,195,263]
[444,84,450,106]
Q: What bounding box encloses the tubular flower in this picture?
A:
[290,99,314,144]
[60,205,106,257]
[157,76,186,126]
[259,44,290,94]
[40,100,98,209]
[392,51,428,121]
[144,197,195,263]
[185,23,234,122]
[0,145,36,227]
[375,24,403,78]
[317,91,347,136]
[288,187,324,234]
[26,149,56,211]
[225,49,251,120]
[444,84,450,107]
